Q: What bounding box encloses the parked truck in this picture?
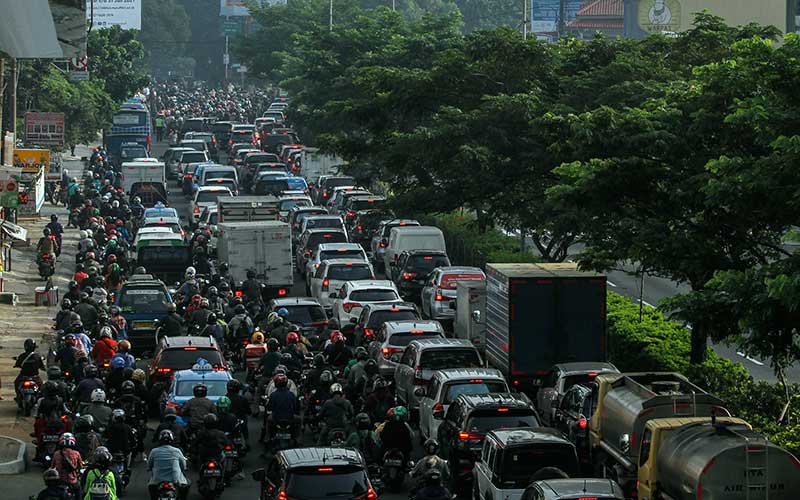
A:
[121,160,165,194]
[453,280,487,353]
[484,263,607,394]
[589,372,731,496]
[300,148,344,181]
[217,196,280,223]
[216,220,293,298]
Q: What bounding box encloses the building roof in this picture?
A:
[567,19,624,29]
[576,0,623,17]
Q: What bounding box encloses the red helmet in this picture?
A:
[86,251,95,260]
[107,229,117,237]
[273,373,288,388]
[115,219,123,226]
[286,332,299,344]
[107,254,117,263]
[191,294,202,304]
[105,223,115,233]
[330,331,344,343]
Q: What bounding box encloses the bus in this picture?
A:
[106,100,151,164]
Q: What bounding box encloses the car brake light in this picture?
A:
[278,288,288,296]
[588,372,598,377]
[157,368,172,373]
[381,347,401,359]
[410,329,425,334]
[342,302,360,313]
[435,287,445,301]
[402,272,417,280]
[469,379,483,383]
[423,256,433,260]
[278,490,287,500]
[193,207,200,214]
[322,278,329,291]
[433,402,444,414]
[367,486,378,500]
[578,418,588,429]
[459,432,480,440]
[323,234,333,238]
[184,347,197,351]
[497,407,509,413]
[347,212,356,217]
[317,467,333,472]
[363,328,374,338]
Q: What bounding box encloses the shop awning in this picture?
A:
[0,219,27,241]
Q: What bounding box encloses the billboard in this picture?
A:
[87,0,141,30]
[25,113,65,147]
[51,0,87,59]
[220,0,269,17]
[624,0,793,37]
[531,0,583,33]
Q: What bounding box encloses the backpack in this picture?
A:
[88,470,112,499]
[235,318,250,339]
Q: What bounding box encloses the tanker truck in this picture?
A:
[637,416,800,500]
[589,372,730,496]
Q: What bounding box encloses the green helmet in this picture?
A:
[93,208,100,216]
[107,239,118,249]
[215,396,231,413]
[393,405,409,421]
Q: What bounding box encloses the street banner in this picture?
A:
[531,0,583,34]
[86,0,142,30]
[25,112,65,147]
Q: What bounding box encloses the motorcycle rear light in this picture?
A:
[225,445,233,450]
[363,328,374,338]
[311,320,329,327]
[235,291,243,297]
[402,272,417,280]
[184,174,192,179]
[207,461,217,468]
[578,418,588,429]
[459,432,481,440]
[278,490,287,500]
[432,402,444,414]
[278,288,288,296]
[157,367,172,373]
[322,278,329,291]
[22,380,32,387]
[382,347,401,359]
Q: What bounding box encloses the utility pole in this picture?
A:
[0,57,5,161]
[392,0,395,11]
[10,58,17,142]
[329,0,333,31]
[558,0,566,38]
[522,0,527,39]
[224,16,230,82]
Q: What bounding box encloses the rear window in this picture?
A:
[256,179,290,194]
[466,410,539,434]
[160,349,223,368]
[327,265,373,281]
[502,445,577,487]
[176,378,227,397]
[564,374,601,391]
[441,273,483,289]
[419,348,481,370]
[196,190,232,203]
[286,470,369,499]
[308,232,347,248]
[308,218,343,230]
[118,287,171,313]
[247,154,279,163]
[320,249,364,262]
[208,213,218,225]
[349,289,398,302]
[285,305,327,325]
[211,123,232,133]
[408,255,450,273]
[121,147,147,159]
[139,247,190,267]
[387,332,442,347]
[350,199,386,211]
[443,381,508,404]
[182,142,206,152]
[323,177,355,189]
[204,170,236,181]
[180,152,207,163]
[367,310,418,329]
[143,221,182,234]
[280,198,311,211]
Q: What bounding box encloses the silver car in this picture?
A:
[536,362,619,426]
[420,266,485,322]
[368,320,445,378]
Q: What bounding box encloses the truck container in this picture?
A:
[217,221,293,297]
[217,196,280,223]
[484,263,607,394]
[300,147,344,181]
[453,280,487,353]
[589,372,730,496]
[121,160,165,194]
[640,417,800,500]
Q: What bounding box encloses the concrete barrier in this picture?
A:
[0,435,26,474]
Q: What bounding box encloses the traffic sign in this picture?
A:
[221,18,241,36]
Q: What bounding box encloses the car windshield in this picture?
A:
[409,255,450,273]
[205,171,236,181]
[419,349,481,370]
[466,410,540,434]
[367,310,417,329]
[280,198,311,211]
[443,381,508,404]
[181,152,207,163]
[349,289,398,302]
[118,287,170,313]
[308,218,343,230]
[563,374,601,391]
[196,190,232,203]
[320,249,364,262]
[286,470,369,498]
[387,332,442,347]
[324,177,355,189]
[285,305,327,325]
[327,265,373,281]
[502,446,577,487]
[176,378,227,396]
[160,349,223,368]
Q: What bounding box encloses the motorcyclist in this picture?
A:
[282,331,307,366]
[36,227,57,259]
[73,294,99,332]
[54,334,79,376]
[130,196,144,220]
[345,348,369,399]
[73,364,105,405]
[193,245,212,275]
[159,303,183,338]
[79,388,113,431]
[195,414,230,468]
[241,269,261,304]
[64,280,82,303]
[225,379,251,449]
[75,414,103,460]
[189,297,213,330]
[200,312,225,348]
[82,446,117,500]
[346,412,380,464]
[265,373,298,442]
[104,408,135,469]
[258,338,282,378]
[51,433,82,498]
[412,439,450,485]
[35,468,72,500]
[324,331,353,368]
[306,354,330,390]
[91,327,117,365]
[110,340,135,368]
[176,267,200,308]
[113,380,146,461]
[264,365,299,399]
[70,319,93,356]
[206,286,225,316]
[46,214,64,255]
[147,430,189,500]
[182,383,215,434]
[318,383,354,445]
[105,356,127,398]
[14,338,45,405]
[228,304,253,346]
[55,299,78,333]
[267,308,291,343]
[109,306,128,341]
[414,469,451,500]
[378,406,414,462]
[152,406,188,451]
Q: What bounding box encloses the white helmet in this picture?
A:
[185,266,196,278]
[111,200,120,208]
[91,388,106,403]
[79,230,87,239]
[330,383,343,395]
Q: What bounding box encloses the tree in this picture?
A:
[88,26,149,103]
[139,0,191,79]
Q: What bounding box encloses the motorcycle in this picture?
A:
[328,427,347,447]
[47,183,62,205]
[382,448,410,491]
[157,481,179,500]
[269,418,296,452]
[36,415,69,467]
[37,253,55,280]
[221,443,240,485]
[198,458,225,499]
[111,451,131,494]
[304,389,324,431]
[17,377,40,416]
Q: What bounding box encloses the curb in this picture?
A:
[0,435,26,474]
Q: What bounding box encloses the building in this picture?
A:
[566,0,625,38]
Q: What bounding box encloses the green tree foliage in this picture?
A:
[139,0,192,78]
[88,26,150,102]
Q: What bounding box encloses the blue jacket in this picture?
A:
[267,387,297,421]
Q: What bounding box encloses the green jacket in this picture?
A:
[83,467,117,500]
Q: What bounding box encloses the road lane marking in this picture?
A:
[736,351,765,366]
[637,299,655,308]
[607,281,617,287]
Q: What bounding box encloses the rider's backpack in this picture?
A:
[87,470,112,499]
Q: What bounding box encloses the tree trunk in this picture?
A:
[690,321,708,364]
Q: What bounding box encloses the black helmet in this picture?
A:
[43,227,51,236]
[424,438,439,455]
[43,468,60,482]
[355,346,368,361]
[61,298,72,310]
[207,286,218,297]
[281,352,294,364]
[50,214,58,222]
[207,313,218,325]
[219,281,231,292]
[68,280,79,291]
[158,429,175,444]
[365,359,378,375]
[94,447,112,467]
[121,380,135,394]
[246,269,256,279]
[355,412,371,430]
[203,413,218,428]
[227,379,241,393]
[46,365,62,380]
[193,384,208,397]
[76,414,95,432]
[122,367,134,380]
[267,338,279,351]
[24,338,37,352]
[373,378,388,390]
[84,364,98,378]
[314,354,325,367]
[234,304,246,315]
[163,406,177,421]
[219,262,229,272]
[43,380,59,396]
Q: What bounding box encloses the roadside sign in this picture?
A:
[0,167,22,209]
[221,18,241,35]
[25,112,65,146]
[237,65,248,73]
[69,70,89,81]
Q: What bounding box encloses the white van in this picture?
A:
[383,225,446,271]
[200,165,238,186]
[121,160,165,193]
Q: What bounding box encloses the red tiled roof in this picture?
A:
[576,0,623,17]
[567,19,624,29]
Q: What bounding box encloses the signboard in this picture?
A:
[531,0,583,33]
[25,112,65,146]
[0,167,22,209]
[18,166,45,217]
[86,0,142,30]
[12,149,51,174]
[221,17,241,35]
[69,70,89,81]
[220,0,263,17]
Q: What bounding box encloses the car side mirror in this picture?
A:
[329,293,338,299]
[251,468,266,482]
[471,310,481,323]
[414,387,426,398]
[619,433,631,454]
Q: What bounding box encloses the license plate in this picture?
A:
[384,459,402,466]
[115,464,124,472]
[224,450,238,457]
[276,433,291,440]
[204,469,222,477]
[44,435,60,441]
[133,321,155,329]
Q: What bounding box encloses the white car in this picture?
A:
[278,194,313,221]
[189,185,233,225]
[329,280,401,325]
[417,368,508,441]
[299,215,347,239]
[309,259,375,309]
[304,243,368,287]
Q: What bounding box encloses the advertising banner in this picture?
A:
[531,0,583,33]
[86,0,141,30]
[25,113,65,147]
[220,0,264,17]
[13,149,51,174]
[0,167,21,210]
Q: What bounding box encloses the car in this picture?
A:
[142,204,179,221]
[266,297,329,344]
[211,121,234,150]
[176,151,210,187]
[288,206,329,243]
[420,267,485,323]
[295,229,349,275]
[342,195,387,226]
[162,147,194,178]
[113,274,173,356]
[253,162,288,179]
[304,242,367,281]
[199,164,238,187]
[350,302,420,346]
[278,194,313,220]
[261,132,301,154]
[417,368,508,442]
[329,280,401,326]
[330,189,373,217]
[190,186,233,225]
[347,210,394,246]
[536,362,619,426]
[391,250,451,301]
[146,335,227,398]
[181,117,210,135]
[252,174,291,196]
[369,320,445,378]
[474,429,579,500]
[299,215,347,243]
[370,219,420,272]
[395,338,482,411]
[521,479,624,500]
[116,143,149,167]
[184,131,218,159]
[229,144,259,163]
[141,214,183,237]
[313,175,355,204]
[325,186,364,214]
[437,393,541,494]
[551,382,598,467]
[383,226,446,272]
[132,226,175,249]
[180,138,209,154]
[164,357,232,417]
[309,259,376,310]
[231,148,261,168]
[262,110,285,121]
[229,125,256,147]
[252,447,376,500]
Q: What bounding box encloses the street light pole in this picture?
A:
[522,0,527,39]
[392,0,395,11]
[329,0,333,31]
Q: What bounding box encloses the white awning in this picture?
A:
[0,0,62,59]
[0,219,27,241]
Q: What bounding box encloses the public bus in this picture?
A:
[106,99,151,163]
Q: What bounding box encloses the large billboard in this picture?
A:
[531,0,584,34]
[624,0,793,37]
[25,113,65,147]
[86,0,141,30]
[52,0,87,59]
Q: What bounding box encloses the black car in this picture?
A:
[552,382,598,468]
[267,297,329,345]
[252,447,377,500]
[436,393,540,494]
[211,121,233,150]
[350,302,419,346]
[390,250,451,302]
[347,209,394,246]
[317,176,356,205]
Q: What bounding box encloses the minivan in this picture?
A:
[384,226,446,271]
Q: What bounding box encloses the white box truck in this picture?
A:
[300,148,344,181]
[217,220,293,298]
[121,160,165,194]
[453,280,487,353]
